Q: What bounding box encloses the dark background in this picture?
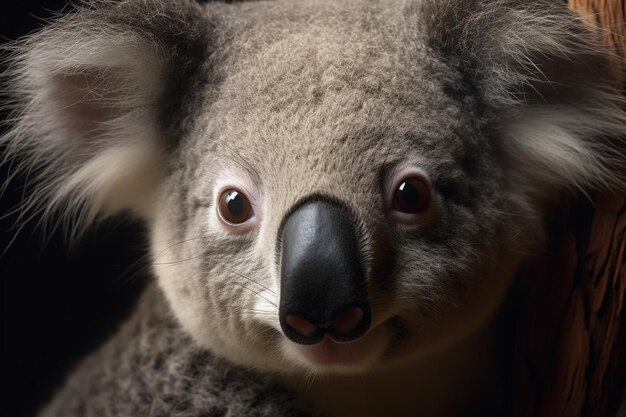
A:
[1,2,149,416]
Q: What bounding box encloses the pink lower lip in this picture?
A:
[295,325,386,367]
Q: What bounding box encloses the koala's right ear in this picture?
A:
[1,0,215,230]
[421,0,626,202]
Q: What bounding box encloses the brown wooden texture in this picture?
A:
[513,1,626,416]
[569,0,625,91]
[584,194,626,416]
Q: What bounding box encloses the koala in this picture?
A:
[2,0,625,416]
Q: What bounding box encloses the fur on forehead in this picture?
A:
[188,0,625,214]
[1,0,625,239]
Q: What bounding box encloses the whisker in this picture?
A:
[231,281,278,307]
[152,253,203,266]
[152,235,203,263]
[229,270,277,296]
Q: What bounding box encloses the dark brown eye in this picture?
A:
[392,177,430,214]
[218,189,253,224]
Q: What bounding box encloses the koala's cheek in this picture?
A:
[149,216,201,327]
[397,248,525,357]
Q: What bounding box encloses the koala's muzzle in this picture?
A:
[279,199,370,345]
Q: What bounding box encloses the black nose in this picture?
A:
[279,198,370,345]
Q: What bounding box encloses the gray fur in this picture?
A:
[39,284,317,417]
[1,0,625,416]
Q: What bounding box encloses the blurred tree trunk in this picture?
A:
[512,1,626,416]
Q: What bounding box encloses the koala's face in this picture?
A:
[151,2,528,374]
[5,0,624,375]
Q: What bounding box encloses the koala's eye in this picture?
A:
[392,177,430,215]
[218,189,254,225]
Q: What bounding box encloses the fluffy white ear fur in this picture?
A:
[478,3,626,200]
[423,0,626,207]
[1,19,165,235]
[505,99,626,199]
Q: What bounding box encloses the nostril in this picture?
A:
[285,315,317,338]
[329,303,371,342]
[281,304,371,344]
[332,307,364,335]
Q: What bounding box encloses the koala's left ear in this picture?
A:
[423,0,626,200]
[1,0,215,229]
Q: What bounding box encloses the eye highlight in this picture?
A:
[392,177,430,214]
[218,189,254,225]
[385,170,433,224]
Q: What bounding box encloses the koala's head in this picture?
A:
[3,0,625,374]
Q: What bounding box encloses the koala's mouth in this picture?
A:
[291,323,387,368]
